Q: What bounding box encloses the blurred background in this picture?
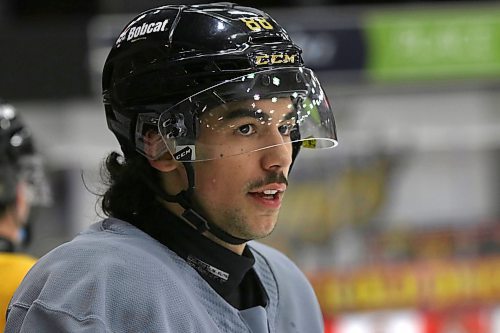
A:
[2,0,500,332]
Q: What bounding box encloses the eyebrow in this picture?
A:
[222,108,296,122]
[223,108,269,122]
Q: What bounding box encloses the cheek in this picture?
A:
[194,173,235,212]
[194,161,247,195]
[194,166,227,196]
[204,176,221,192]
[199,173,231,193]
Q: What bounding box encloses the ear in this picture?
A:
[148,152,180,173]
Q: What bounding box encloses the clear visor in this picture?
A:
[136,67,337,162]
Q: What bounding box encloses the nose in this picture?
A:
[260,132,293,172]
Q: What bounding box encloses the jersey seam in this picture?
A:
[9,301,30,311]
[28,300,108,330]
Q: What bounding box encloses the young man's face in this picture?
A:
[190,97,295,240]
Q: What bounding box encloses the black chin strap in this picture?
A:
[143,162,249,245]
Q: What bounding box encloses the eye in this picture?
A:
[277,123,294,136]
[236,124,256,136]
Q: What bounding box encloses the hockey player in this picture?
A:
[0,100,50,332]
[6,3,337,332]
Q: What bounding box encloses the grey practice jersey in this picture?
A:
[6,218,323,332]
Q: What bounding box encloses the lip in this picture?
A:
[248,183,286,209]
[249,183,287,193]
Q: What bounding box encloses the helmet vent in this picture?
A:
[250,36,284,44]
[183,61,216,74]
[214,59,251,71]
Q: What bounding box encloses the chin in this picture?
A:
[251,220,278,239]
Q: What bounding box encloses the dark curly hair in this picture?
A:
[100,151,162,224]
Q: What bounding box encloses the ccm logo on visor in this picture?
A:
[253,52,298,66]
[116,19,169,45]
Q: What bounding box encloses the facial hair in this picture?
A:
[245,172,288,193]
[192,171,289,241]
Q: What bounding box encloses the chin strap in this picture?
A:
[142,162,249,245]
[177,192,249,245]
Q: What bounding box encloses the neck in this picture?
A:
[202,231,246,255]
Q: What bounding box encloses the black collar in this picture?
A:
[135,207,256,301]
[0,236,15,252]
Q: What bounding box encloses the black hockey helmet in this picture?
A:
[103,2,337,162]
[0,101,51,207]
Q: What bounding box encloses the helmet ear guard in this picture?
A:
[135,106,198,161]
[161,113,187,139]
[156,109,198,162]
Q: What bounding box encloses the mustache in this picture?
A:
[247,172,288,191]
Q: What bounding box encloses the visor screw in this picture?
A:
[261,75,271,86]
[295,72,302,83]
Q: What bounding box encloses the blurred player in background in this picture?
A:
[0,100,51,331]
[6,3,337,332]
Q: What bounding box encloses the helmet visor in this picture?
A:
[138,67,337,161]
